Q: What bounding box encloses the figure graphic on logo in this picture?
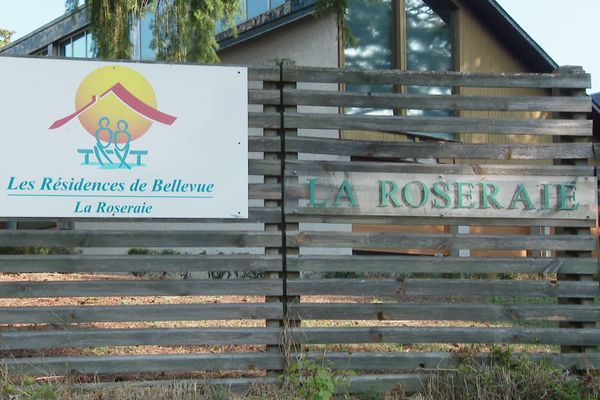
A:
[49,65,177,169]
[93,117,133,169]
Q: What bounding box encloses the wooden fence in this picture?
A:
[0,63,598,394]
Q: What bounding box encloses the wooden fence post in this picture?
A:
[554,66,596,354]
[263,59,299,375]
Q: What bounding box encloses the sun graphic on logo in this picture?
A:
[76,66,156,142]
[50,65,176,143]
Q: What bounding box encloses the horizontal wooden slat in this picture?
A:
[248,136,594,160]
[320,351,600,371]
[0,280,283,298]
[0,207,281,224]
[281,67,591,89]
[290,303,600,322]
[248,159,280,175]
[249,183,281,199]
[0,327,280,349]
[285,160,594,176]
[286,232,598,251]
[0,302,595,325]
[283,113,592,136]
[287,279,598,298]
[4,326,596,349]
[5,353,282,375]
[0,230,282,248]
[1,278,593,299]
[286,211,596,227]
[287,212,596,227]
[290,327,600,345]
[0,303,282,324]
[289,256,597,275]
[0,254,282,273]
[247,66,279,81]
[249,89,591,113]
[6,351,599,377]
[249,112,279,128]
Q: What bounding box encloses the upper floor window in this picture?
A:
[59,30,95,58]
[131,8,156,61]
[216,0,287,33]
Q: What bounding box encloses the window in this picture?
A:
[59,30,95,58]
[32,47,49,57]
[344,0,455,137]
[216,0,288,33]
[131,8,156,61]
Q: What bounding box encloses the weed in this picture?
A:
[280,357,351,400]
[2,375,57,400]
[423,345,600,400]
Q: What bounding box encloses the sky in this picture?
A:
[0,0,597,92]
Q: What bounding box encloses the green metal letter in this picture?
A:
[333,179,359,207]
[379,180,401,207]
[508,183,535,210]
[308,178,327,207]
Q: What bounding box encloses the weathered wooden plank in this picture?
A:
[0,254,282,273]
[289,327,600,345]
[0,303,283,324]
[248,159,280,175]
[249,183,281,199]
[286,232,598,251]
[283,113,592,136]
[249,112,279,128]
[290,303,600,322]
[281,67,592,89]
[0,302,595,325]
[248,89,592,113]
[0,327,281,349]
[286,171,596,221]
[287,212,596,227]
[248,136,594,160]
[6,351,599,377]
[289,255,597,275]
[285,160,594,176]
[0,207,281,224]
[317,351,600,370]
[0,280,283,298]
[1,279,592,300]
[5,353,283,375]
[287,279,598,298]
[0,230,282,248]
[247,66,280,82]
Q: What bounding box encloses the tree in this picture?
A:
[66,0,348,63]
[0,28,15,48]
[66,0,241,63]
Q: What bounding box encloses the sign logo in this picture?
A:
[49,65,177,169]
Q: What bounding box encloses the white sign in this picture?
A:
[0,57,248,218]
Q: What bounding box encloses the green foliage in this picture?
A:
[280,358,351,400]
[0,28,14,48]
[65,0,353,63]
[316,0,356,47]
[424,345,600,400]
[66,0,241,62]
[3,375,57,400]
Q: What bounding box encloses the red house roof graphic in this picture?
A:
[49,83,177,130]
